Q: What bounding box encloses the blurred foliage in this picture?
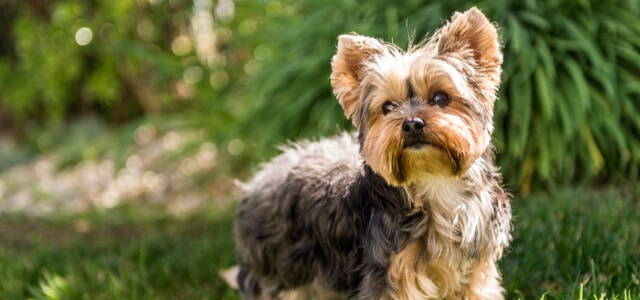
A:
[0,0,245,130]
[1,0,640,192]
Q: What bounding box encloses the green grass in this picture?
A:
[0,205,238,299]
[502,185,640,299]
[1,186,639,299]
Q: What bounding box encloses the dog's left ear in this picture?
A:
[437,7,502,96]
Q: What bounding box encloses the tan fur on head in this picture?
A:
[330,7,503,185]
[331,8,502,122]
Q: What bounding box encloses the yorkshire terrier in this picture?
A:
[224,7,512,300]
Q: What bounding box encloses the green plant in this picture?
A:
[0,0,207,129]
[220,0,640,191]
[494,0,640,192]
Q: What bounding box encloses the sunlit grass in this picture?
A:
[0,185,638,299]
[0,205,238,299]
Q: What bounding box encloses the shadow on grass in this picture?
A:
[0,205,240,299]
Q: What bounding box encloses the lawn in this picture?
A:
[0,185,638,299]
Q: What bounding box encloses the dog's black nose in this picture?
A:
[402,118,425,136]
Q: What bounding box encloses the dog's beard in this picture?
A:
[359,105,490,186]
[362,131,464,186]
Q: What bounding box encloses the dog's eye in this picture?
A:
[382,101,398,115]
[429,91,451,107]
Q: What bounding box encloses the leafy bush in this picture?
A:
[494,0,640,191]
[223,0,640,191]
[0,0,221,129]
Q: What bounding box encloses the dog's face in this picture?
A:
[331,8,502,186]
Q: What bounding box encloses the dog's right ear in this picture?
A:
[330,34,384,127]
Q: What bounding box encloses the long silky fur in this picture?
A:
[233,133,511,299]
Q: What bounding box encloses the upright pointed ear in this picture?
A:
[437,7,502,88]
[330,34,385,127]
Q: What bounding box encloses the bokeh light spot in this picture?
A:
[209,71,229,90]
[228,139,245,156]
[171,35,192,56]
[184,66,203,84]
[215,0,235,23]
[75,27,93,46]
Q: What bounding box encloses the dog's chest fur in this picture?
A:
[385,172,504,299]
[359,156,510,299]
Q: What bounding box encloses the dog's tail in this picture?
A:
[219,265,240,289]
[220,265,263,299]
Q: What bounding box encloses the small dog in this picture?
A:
[226,7,512,300]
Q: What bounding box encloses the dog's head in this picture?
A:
[331,7,502,186]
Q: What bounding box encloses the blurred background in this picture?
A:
[1,0,639,299]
